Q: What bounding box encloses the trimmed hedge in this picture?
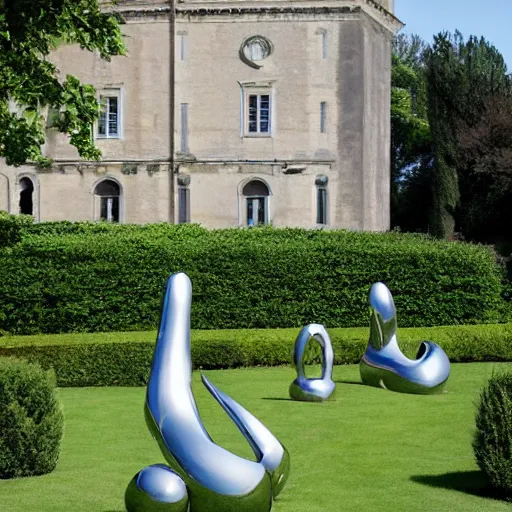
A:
[0,358,64,478]
[0,223,507,334]
[0,212,32,249]
[473,371,512,500]
[1,324,512,387]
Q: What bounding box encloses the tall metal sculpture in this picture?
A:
[289,324,335,402]
[360,282,450,394]
[125,272,290,512]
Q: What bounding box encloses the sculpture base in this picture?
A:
[289,379,336,402]
[360,361,448,395]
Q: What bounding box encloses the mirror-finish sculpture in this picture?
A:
[360,282,450,394]
[125,272,290,512]
[125,465,189,512]
[289,324,335,402]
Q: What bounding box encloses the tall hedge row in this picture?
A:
[0,219,506,334]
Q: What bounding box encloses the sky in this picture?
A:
[394,0,512,70]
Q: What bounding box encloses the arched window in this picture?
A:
[19,177,34,215]
[315,175,328,225]
[94,179,120,223]
[242,180,269,226]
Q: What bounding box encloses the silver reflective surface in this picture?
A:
[201,375,290,498]
[360,282,451,394]
[289,324,336,402]
[125,465,189,512]
[127,272,289,512]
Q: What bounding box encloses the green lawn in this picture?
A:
[0,363,511,511]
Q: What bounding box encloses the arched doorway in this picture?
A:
[94,179,121,223]
[19,177,34,215]
[242,179,270,226]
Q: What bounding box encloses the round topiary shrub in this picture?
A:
[0,357,64,478]
[473,371,512,499]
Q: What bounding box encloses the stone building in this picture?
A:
[0,0,402,229]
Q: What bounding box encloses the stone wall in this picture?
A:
[0,0,401,230]
[176,162,337,228]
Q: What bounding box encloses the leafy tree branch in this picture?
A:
[0,0,125,167]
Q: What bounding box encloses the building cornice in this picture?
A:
[175,158,335,166]
[113,0,402,33]
[361,0,402,33]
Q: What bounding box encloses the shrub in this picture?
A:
[0,324,511,387]
[0,211,32,249]
[0,358,64,478]
[0,225,506,334]
[473,372,512,499]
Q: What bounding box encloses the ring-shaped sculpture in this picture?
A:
[360,282,450,394]
[289,324,335,402]
[125,272,290,512]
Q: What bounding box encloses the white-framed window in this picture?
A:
[97,91,121,138]
[320,102,327,133]
[178,187,190,223]
[94,179,121,223]
[242,179,270,226]
[243,89,272,136]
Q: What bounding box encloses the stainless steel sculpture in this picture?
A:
[125,272,290,512]
[360,282,450,394]
[289,324,335,402]
[125,464,189,512]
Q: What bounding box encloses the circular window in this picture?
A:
[240,36,273,69]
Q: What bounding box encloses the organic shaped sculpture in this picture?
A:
[125,272,290,512]
[360,282,450,394]
[289,324,335,402]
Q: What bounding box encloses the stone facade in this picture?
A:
[0,0,402,229]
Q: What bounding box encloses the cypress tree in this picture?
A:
[425,31,509,239]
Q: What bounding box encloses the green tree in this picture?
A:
[390,34,432,232]
[457,90,512,243]
[424,31,509,239]
[393,33,427,70]
[0,0,125,168]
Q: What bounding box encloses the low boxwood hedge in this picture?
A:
[1,324,511,387]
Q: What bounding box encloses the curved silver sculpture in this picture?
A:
[125,272,290,512]
[289,324,335,402]
[360,282,450,394]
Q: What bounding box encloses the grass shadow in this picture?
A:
[410,470,507,501]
